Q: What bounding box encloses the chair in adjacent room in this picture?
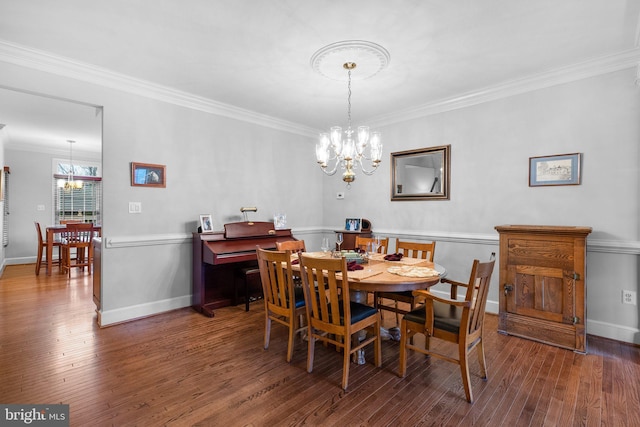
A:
[398,254,496,403]
[375,238,437,324]
[60,222,95,277]
[299,253,382,390]
[354,236,389,254]
[34,221,61,275]
[256,247,306,363]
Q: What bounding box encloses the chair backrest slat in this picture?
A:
[354,236,389,254]
[275,240,306,254]
[256,248,297,312]
[300,255,350,330]
[396,239,436,261]
[464,259,495,334]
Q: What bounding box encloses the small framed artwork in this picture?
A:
[131,162,166,188]
[345,218,361,231]
[529,153,581,187]
[199,214,214,233]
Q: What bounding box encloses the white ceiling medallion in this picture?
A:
[310,40,390,81]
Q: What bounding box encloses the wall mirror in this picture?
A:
[391,145,450,201]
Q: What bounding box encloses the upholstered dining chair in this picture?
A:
[354,236,389,254]
[256,247,306,363]
[299,253,382,390]
[398,254,495,403]
[60,222,95,277]
[375,238,437,324]
[34,221,61,275]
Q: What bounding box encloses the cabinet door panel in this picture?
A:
[506,264,574,324]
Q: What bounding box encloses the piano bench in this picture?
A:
[235,267,262,311]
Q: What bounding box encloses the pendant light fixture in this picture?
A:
[64,140,83,190]
[311,40,389,186]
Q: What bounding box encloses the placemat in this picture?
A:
[387,266,440,278]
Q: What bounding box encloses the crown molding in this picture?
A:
[370,48,640,127]
[1,40,638,133]
[0,40,318,138]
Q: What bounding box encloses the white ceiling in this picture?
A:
[0,0,639,155]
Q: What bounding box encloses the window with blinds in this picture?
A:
[52,158,101,224]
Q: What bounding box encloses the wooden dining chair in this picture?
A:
[256,248,306,363]
[275,239,306,253]
[299,253,382,390]
[34,221,61,275]
[398,254,496,403]
[60,222,94,277]
[375,238,437,324]
[354,236,389,254]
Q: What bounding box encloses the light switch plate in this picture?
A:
[336,192,345,199]
[128,202,142,213]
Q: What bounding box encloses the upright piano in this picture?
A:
[192,221,296,316]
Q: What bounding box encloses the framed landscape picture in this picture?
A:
[529,153,581,187]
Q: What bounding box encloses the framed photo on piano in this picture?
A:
[199,214,214,233]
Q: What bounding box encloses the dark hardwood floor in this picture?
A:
[1,264,638,426]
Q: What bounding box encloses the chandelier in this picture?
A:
[311,41,389,185]
[64,140,83,190]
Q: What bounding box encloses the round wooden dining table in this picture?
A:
[293,252,446,364]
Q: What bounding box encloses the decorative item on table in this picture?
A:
[332,249,365,264]
[384,253,404,261]
[273,213,287,229]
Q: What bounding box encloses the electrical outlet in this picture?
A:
[336,192,345,199]
[622,290,637,305]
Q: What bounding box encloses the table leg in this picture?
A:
[351,290,366,365]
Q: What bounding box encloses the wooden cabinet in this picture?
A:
[495,225,592,353]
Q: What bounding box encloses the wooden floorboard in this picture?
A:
[1,264,639,426]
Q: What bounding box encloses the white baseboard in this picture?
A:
[586,319,640,345]
[98,295,192,327]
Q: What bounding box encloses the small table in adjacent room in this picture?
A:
[45,224,101,275]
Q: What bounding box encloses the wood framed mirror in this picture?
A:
[391,145,450,201]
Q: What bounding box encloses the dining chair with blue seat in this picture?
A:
[256,247,306,363]
[299,253,382,390]
[398,254,495,403]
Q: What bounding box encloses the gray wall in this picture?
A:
[1,58,638,344]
